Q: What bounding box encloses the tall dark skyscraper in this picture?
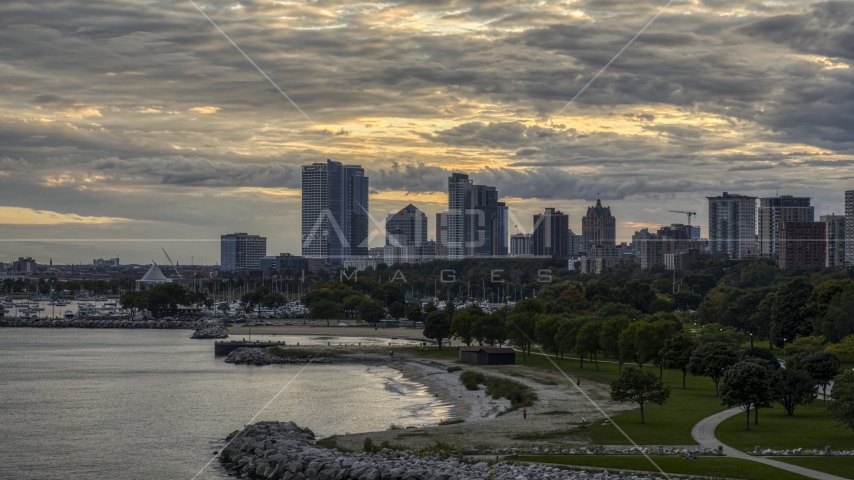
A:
[385,204,428,246]
[581,199,616,252]
[532,208,568,256]
[301,159,369,265]
[446,173,507,258]
[707,192,757,260]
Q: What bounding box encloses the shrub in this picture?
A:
[458,371,536,409]
[460,371,485,390]
[447,365,463,373]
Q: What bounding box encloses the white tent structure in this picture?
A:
[135,264,174,290]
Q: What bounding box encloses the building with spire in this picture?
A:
[581,199,616,253]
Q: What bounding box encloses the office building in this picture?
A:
[707,192,757,259]
[532,208,569,256]
[581,199,616,252]
[12,257,37,274]
[259,253,307,275]
[510,233,532,256]
[301,159,369,265]
[779,221,825,269]
[385,204,428,246]
[446,173,508,259]
[821,214,846,267]
[93,258,120,267]
[846,191,854,265]
[568,229,582,256]
[221,233,267,271]
[758,195,814,261]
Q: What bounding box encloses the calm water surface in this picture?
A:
[0,329,448,480]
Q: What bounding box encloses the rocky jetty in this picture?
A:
[224,347,325,366]
[192,324,229,339]
[220,421,663,480]
[0,318,205,329]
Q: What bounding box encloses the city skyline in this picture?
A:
[2,0,853,264]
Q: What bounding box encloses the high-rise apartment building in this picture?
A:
[846,191,854,265]
[758,195,814,261]
[385,204,428,246]
[707,192,757,259]
[532,208,569,256]
[435,211,449,260]
[779,222,825,269]
[301,159,369,266]
[221,233,267,271]
[581,199,616,252]
[567,229,582,256]
[510,233,532,256]
[446,173,508,259]
[821,214,846,267]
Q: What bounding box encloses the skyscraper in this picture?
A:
[221,233,267,271]
[821,214,845,267]
[301,159,369,266]
[779,222,825,269]
[510,233,532,256]
[435,211,449,260]
[532,208,568,256]
[385,204,428,246]
[446,173,507,258]
[707,192,757,259]
[846,191,854,265]
[758,195,814,261]
[581,199,616,252]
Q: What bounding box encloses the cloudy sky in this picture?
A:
[1,0,853,265]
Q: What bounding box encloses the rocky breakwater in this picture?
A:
[0,318,205,329]
[220,421,657,480]
[192,324,229,339]
[224,347,329,366]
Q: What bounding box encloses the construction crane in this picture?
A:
[161,247,183,279]
[668,210,697,226]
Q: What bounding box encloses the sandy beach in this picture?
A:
[321,351,633,452]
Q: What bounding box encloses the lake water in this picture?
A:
[0,329,449,480]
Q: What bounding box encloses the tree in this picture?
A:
[217,302,230,316]
[405,304,423,324]
[309,299,339,327]
[826,334,854,363]
[241,286,269,318]
[451,310,479,346]
[359,298,385,329]
[261,292,287,309]
[507,312,537,360]
[828,370,854,431]
[770,279,814,347]
[815,286,854,342]
[120,290,142,321]
[576,321,603,370]
[478,312,507,347]
[610,367,671,424]
[801,351,842,401]
[389,301,406,319]
[784,335,825,357]
[688,342,742,396]
[600,315,630,371]
[775,368,817,416]
[719,360,775,429]
[660,332,698,389]
[423,310,451,348]
[535,315,563,362]
[144,283,188,319]
[744,347,780,370]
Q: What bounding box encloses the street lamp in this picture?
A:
[749,333,753,349]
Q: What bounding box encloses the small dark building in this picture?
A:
[457,347,516,365]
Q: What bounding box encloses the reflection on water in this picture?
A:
[0,329,449,480]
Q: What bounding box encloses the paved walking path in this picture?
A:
[691,407,848,480]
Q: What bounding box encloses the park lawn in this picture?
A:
[773,457,854,480]
[716,401,854,452]
[407,347,732,446]
[516,455,812,480]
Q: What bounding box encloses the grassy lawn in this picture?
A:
[773,457,854,480]
[716,401,854,452]
[516,455,812,480]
